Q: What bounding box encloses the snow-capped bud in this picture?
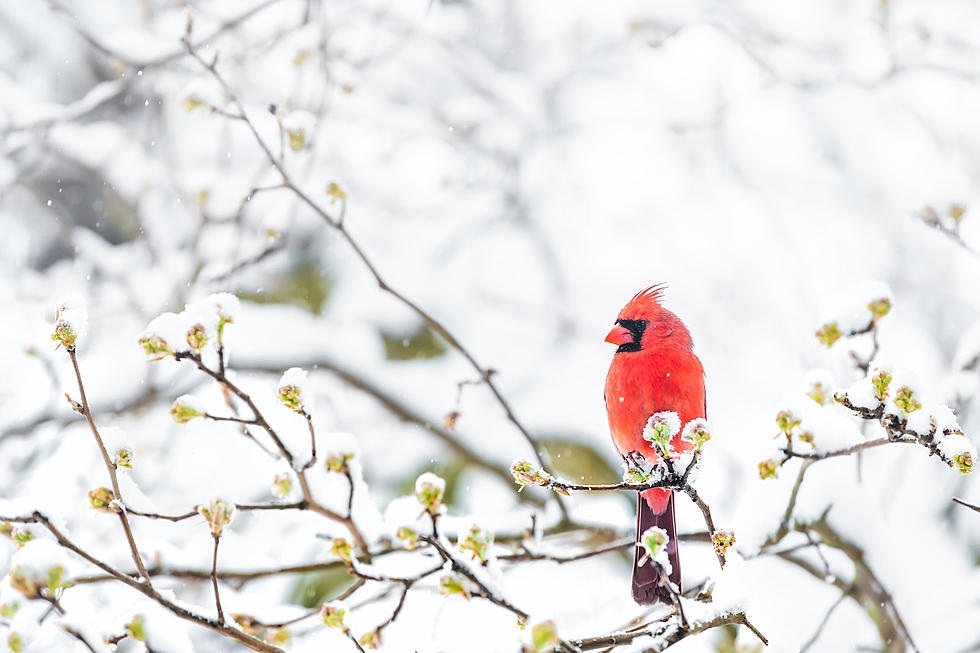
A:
[1,525,35,549]
[871,369,891,402]
[804,370,835,406]
[938,433,976,474]
[114,447,135,470]
[712,529,736,555]
[138,334,172,359]
[797,431,814,445]
[893,385,921,416]
[186,323,208,352]
[414,472,445,515]
[458,523,493,564]
[510,459,550,489]
[8,632,23,652]
[396,526,419,550]
[282,111,315,152]
[89,487,120,513]
[320,601,346,629]
[815,322,842,347]
[954,451,974,474]
[438,573,472,600]
[272,473,293,499]
[328,538,354,564]
[170,395,206,424]
[531,621,559,653]
[277,367,313,413]
[126,615,146,641]
[50,300,87,350]
[623,467,652,484]
[9,540,71,599]
[199,499,234,537]
[360,631,381,649]
[638,526,668,561]
[326,182,346,204]
[868,297,891,322]
[758,459,778,480]
[775,410,800,436]
[681,418,711,452]
[326,452,355,474]
[643,412,681,458]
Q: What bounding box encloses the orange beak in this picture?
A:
[604,325,633,346]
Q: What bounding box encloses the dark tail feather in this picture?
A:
[632,491,681,605]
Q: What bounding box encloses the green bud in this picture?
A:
[758,459,778,480]
[126,616,146,642]
[115,447,135,470]
[326,453,355,473]
[199,499,234,537]
[320,602,346,628]
[439,573,471,600]
[8,632,23,653]
[329,538,354,564]
[170,399,204,424]
[532,621,559,653]
[459,524,493,564]
[359,631,381,649]
[815,322,842,347]
[0,601,19,618]
[893,385,921,415]
[186,323,208,352]
[396,526,419,550]
[954,451,974,474]
[871,370,892,402]
[89,486,119,513]
[139,334,172,359]
[51,320,77,349]
[867,298,891,322]
[775,410,800,436]
[510,459,550,489]
[277,385,303,412]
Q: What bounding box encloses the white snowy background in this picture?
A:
[1,0,979,652]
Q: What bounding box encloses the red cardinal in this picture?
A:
[604,285,705,604]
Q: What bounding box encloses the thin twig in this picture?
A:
[211,535,225,624]
[67,349,150,581]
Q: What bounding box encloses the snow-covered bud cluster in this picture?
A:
[530,621,559,653]
[712,529,736,555]
[681,418,711,453]
[758,459,778,480]
[271,472,293,499]
[775,410,801,436]
[282,111,315,152]
[804,370,835,406]
[326,452,355,474]
[8,540,71,599]
[396,526,419,549]
[510,459,550,490]
[139,293,239,361]
[170,395,206,424]
[938,433,976,474]
[892,385,922,417]
[88,487,120,513]
[360,630,382,650]
[185,322,208,352]
[439,572,473,600]
[320,600,347,629]
[814,322,843,347]
[414,472,445,515]
[50,300,87,350]
[1,524,35,548]
[328,537,354,564]
[326,181,347,204]
[643,411,681,458]
[458,523,493,564]
[114,447,135,470]
[277,367,313,413]
[199,499,234,537]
